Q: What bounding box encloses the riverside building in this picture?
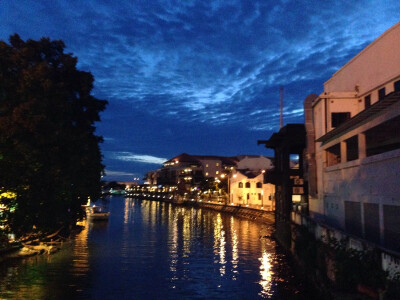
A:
[261,21,400,277]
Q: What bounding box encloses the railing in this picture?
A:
[126,191,275,211]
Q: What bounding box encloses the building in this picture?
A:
[304,21,400,251]
[226,155,275,209]
[258,124,307,222]
[155,153,237,192]
[229,169,275,210]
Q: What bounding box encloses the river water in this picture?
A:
[0,196,310,299]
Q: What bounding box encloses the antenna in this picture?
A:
[280,86,283,128]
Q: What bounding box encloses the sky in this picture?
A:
[1,1,399,182]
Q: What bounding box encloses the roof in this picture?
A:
[237,170,262,179]
[164,153,238,166]
[316,90,400,143]
[258,124,306,149]
[235,154,274,161]
[192,155,238,166]
[164,153,200,165]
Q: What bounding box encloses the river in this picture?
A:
[0,196,310,299]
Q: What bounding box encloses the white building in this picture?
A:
[306,21,400,250]
[229,171,275,210]
[228,156,275,210]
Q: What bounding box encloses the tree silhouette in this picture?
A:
[0,34,107,235]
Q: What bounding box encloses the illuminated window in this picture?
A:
[216,171,219,175]
[238,182,243,188]
[205,172,209,176]
[216,163,219,166]
[206,164,209,167]
[245,182,250,188]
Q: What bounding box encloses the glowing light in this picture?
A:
[258,252,273,297]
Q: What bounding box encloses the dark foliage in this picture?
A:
[0,34,107,235]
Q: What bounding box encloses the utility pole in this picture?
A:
[280,86,283,128]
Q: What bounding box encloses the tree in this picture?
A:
[0,34,107,235]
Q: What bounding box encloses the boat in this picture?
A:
[87,206,110,221]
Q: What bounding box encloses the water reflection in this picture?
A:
[71,220,89,277]
[213,213,226,276]
[230,216,239,278]
[259,251,273,297]
[0,197,309,299]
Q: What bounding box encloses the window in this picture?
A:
[365,115,400,157]
[247,193,249,200]
[345,135,358,161]
[345,201,362,236]
[395,80,400,92]
[378,87,386,101]
[289,154,299,169]
[205,164,208,168]
[256,182,262,188]
[238,182,243,188]
[364,95,371,109]
[258,193,262,200]
[331,112,350,128]
[245,182,250,188]
[205,172,209,176]
[384,205,400,250]
[216,171,219,175]
[216,163,219,166]
[326,143,341,166]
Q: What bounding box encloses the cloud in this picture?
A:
[111,152,167,165]
[1,0,399,180]
[104,170,136,177]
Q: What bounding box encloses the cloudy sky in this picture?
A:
[1,1,399,181]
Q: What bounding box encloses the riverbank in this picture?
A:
[183,200,275,223]
[0,225,84,262]
[150,195,396,299]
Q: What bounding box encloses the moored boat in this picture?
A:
[87,206,110,221]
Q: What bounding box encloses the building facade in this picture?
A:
[229,170,275,210]
[305,22,400,251]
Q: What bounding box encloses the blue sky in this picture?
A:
[1,1,399,181]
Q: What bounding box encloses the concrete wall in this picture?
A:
[324,22,400,97]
